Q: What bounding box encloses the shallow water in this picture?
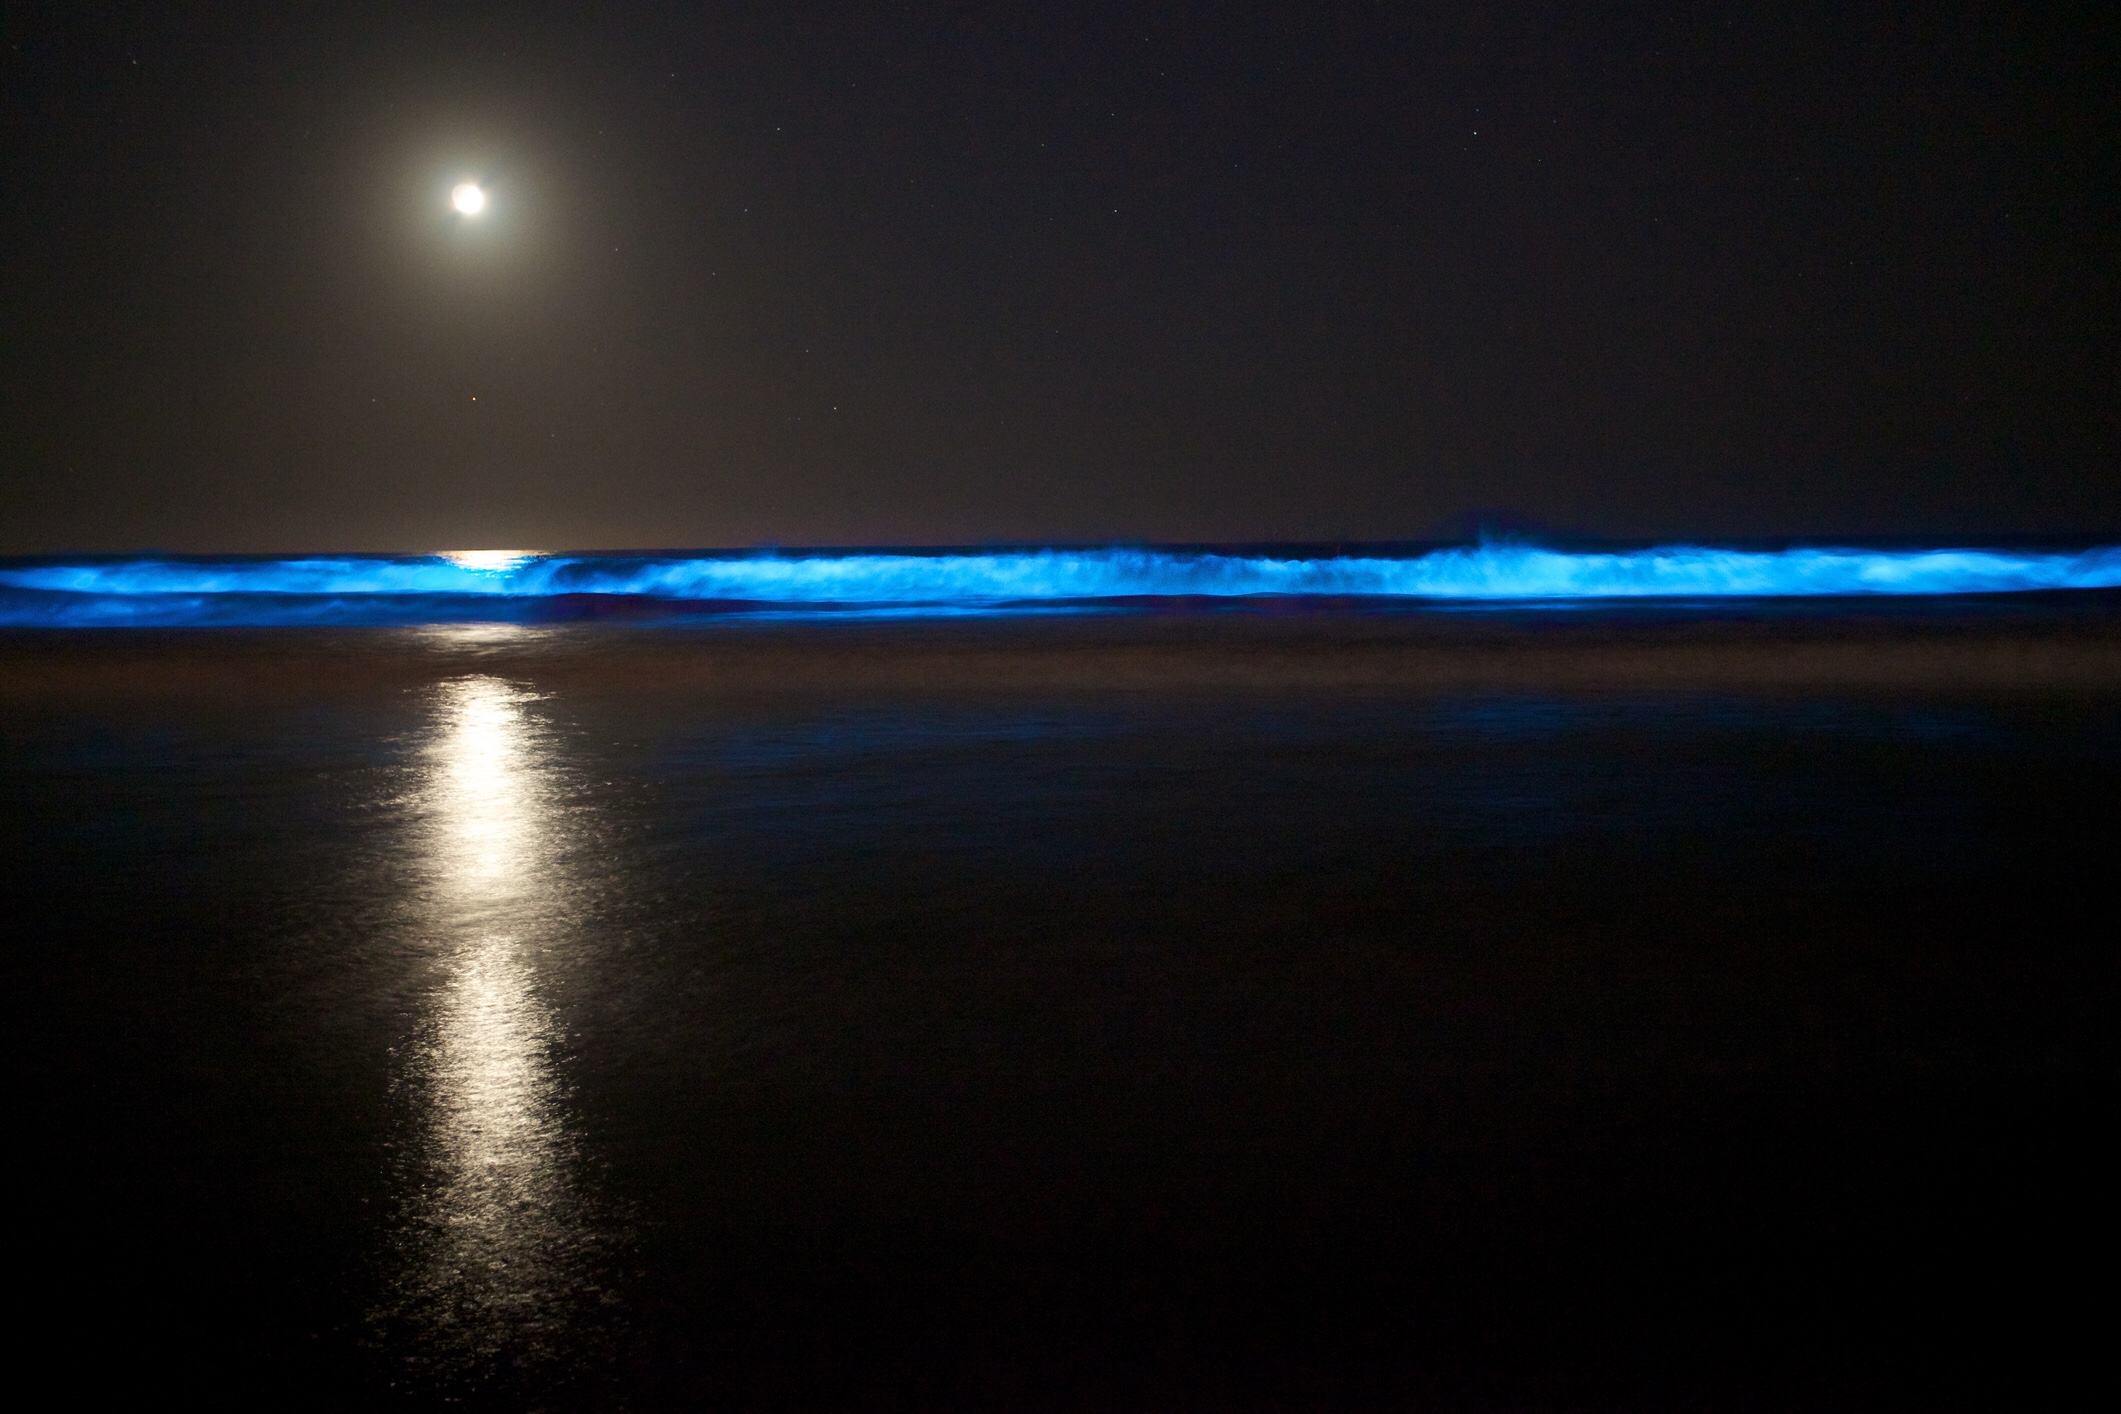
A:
[3,608,2115,1408]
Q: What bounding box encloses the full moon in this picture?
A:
[451,182,486,215]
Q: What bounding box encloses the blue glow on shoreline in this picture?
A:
[4,543,2120,627]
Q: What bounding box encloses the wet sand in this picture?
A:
[3,603,2115,1409]
[7,596,2121,702]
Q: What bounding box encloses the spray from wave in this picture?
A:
[4,542,2120,627]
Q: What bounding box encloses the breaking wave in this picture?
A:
[5,542,2121,626]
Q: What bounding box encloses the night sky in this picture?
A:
[4,2,2116,553]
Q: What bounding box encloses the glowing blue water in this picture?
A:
[4,543,2120,626]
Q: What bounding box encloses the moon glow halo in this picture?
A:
[451,183,487,216]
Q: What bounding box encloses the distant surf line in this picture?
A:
[4,542,2120,626]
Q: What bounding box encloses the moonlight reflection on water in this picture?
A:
[1,615,2113,1407]
[377,674,613,1389]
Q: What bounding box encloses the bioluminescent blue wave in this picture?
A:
[4,543,2120,626]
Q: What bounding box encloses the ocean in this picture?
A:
[3,544,2116,1408]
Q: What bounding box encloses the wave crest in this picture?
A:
[5,542,2120,626]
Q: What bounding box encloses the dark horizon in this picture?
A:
[16,526,2121,561]
[6,3,2117,551]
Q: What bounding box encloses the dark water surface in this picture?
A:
[3,609,2115,1409]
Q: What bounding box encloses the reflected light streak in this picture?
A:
[440,549,541,572]
[382,676,603,1381]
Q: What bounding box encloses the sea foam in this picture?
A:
[4,542,2120,626]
